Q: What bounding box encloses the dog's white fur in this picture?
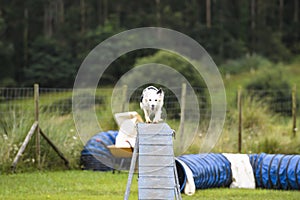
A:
[140,86,164,123]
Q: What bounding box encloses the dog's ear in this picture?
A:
[140,95,143,102]
[157,88,163,94]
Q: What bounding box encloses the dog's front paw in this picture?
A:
[153,118,162,123]
[145,116,152,123]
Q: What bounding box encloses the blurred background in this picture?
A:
[0,0,299,87]
[0,0,300,171]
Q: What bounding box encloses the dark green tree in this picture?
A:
[25,36,75,87]
[0,0,299,87]
[0,11,15,86]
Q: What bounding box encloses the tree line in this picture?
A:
[0,0,299,87]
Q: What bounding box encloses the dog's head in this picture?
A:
[141,87,164,111]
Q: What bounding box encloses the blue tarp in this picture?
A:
[177,154,232,190]
[80,130,118,171]
[81,130,118,156]
[249,153,300,190]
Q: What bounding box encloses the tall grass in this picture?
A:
[0,110,82,173]
[0,110,35,172]
[215,96,300,154]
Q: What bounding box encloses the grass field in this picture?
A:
[0,57,300,199]
[0,170,299,200]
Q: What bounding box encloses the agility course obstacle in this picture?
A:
[176,154,232,190]
[249,153,300,190]
[80,131,118,171]
[124,123,182,200]
[80,131,300,194]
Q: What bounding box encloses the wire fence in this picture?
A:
[0,85,299,171]
[0,85,298,127]
[0,85,298,136]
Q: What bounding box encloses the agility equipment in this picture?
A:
[176,153,232,190]
[80,130,118,171]
[124,123,182,200]
[80,131,300,192]
[249,153,300,190]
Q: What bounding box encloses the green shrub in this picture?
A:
[241,96,274,132]
[258,138,280,154]
[135,50,206,88]
[219,54,272,75]
[245,69,292,115]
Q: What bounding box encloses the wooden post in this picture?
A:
[11,84,70,172]
[11,121,38,172]
[121,85,128,112]
[292,84,297,137]
[39,129,70,169]
[34,84,41,168]
[179,83,186,148]
[237,87,242,153]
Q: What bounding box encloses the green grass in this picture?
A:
[0,170,299,200]
[0,171,136,200]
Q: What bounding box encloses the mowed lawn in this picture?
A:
[0,170,299,200]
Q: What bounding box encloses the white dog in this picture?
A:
[140,86,164,123]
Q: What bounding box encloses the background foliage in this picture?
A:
[0,0,299,87]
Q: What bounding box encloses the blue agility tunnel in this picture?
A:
[249,153,300,190]
[80,131,300,192]
[80,131,118,171]
[176,153,300,192]
[176,154,232,190]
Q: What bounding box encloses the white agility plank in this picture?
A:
[137,123,179,200]
[124,123,181,200]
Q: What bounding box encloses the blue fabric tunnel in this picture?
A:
[249,153,300,190]
[80,131,118,171]
[176,153,232,191]
[80,132,300,192]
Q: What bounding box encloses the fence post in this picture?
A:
[179,83,186,148]
[11,85,69,171]
[11,122,39,172]
[292,84,297,137]
[237,86,242,153]
[121,85,128,112]
[34,84,41,169]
